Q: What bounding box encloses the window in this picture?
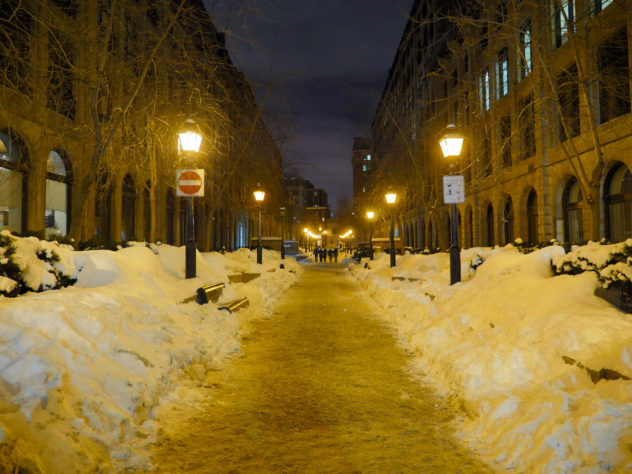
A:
[362,165,367,172]
[0,133,24,234]
[558,64,580,141]
[595,0,613,14]
[519,21,532,79]
[362,186,366,193]
[480,67,490,111]
[366,154,371,160]
[518,96,536,159]
[554,0,575,48]
[598,28,630,124]
[497,48,509,98]
[503,197,514,245]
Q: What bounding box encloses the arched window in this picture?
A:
[527,189,538,245]
[121,174,136,241]
[503,197,514,245]
[45,150,71,238]
[605,164,632,242]
[563,177,583,243]
[0,132,27,233]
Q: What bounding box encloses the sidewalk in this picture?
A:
[153,264,491,472]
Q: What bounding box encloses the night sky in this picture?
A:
[204,0,412,211]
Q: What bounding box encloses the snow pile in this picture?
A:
[0,241,301,472]
[349,245,632,472]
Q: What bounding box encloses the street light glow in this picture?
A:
[385,191,397,204]
[366,210,375,219]
[439,124,464,158]
[253,183,265,202]
[178,119,202,153]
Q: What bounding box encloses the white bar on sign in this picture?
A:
[179,180,201,185]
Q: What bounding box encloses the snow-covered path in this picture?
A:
[152,263,491,472]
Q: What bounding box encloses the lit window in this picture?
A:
[554,0,575,48]
[362,186,366,193]
[480,67,490,111]
[362,165,367,172]
[595,0,613,14]
[519,21,532,79]
[367,154,371,160]
[497,48,509,98]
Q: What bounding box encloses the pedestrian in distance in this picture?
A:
[334,247,338,262]
[314,247,319,262]
[328,248,333,262]
[320,248,326,262]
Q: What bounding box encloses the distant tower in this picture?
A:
[351,137,374,213]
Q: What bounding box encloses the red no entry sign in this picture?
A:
[176,169,205,197]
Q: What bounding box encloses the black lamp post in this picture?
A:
[254,183,265,264]
[385,189,397,267]
[439,124,465,285]
[280,206,286,259]
[178,120,202,279]
[366,210,375,260]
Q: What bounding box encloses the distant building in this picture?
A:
[351,137,374,214]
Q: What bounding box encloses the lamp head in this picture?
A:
[178,119,202,153]
[253,183,265,202]
[439,124,464,158]
[366,210,375,220]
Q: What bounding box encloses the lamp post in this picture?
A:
[385,188,397,267]
[439,124,465,285]
[178,120,203,279]
[280,207,286,260]
[366,210,375,260]
[253,183,265,264]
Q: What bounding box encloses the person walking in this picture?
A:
[334,247,338,263]
[314,247,320,262]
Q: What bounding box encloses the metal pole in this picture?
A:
[450,202,461,284]
[257,207,262,264]
[185,195,196,278]
[369,221,374,260]
[281,210,285,260]
[390,211,396,267]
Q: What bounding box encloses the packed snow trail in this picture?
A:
[153,263,491,472]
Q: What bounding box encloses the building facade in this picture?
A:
[372,0,632,251]
[0,0,283,250]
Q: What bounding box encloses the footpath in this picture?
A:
[153,263,491,473]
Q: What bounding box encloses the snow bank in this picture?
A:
[349,245,632,472]
[0,242,302,472]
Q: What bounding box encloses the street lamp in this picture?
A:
[385,188,397,268]
[253,183,265,264]
[439,124,465,285]
[366,210,375,260]
[280,207,286,260]
[178,119,202,279]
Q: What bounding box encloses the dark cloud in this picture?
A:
[204,0,412,209]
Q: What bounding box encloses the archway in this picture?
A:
[0,131,28,234]
[45,150,72,238]
[604,163,632,242]
[526,189,538,245]
[563,177,583,243]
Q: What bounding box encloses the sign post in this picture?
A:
[443,175,464,284]
[176,169,204,278]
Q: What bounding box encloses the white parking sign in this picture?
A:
[443,175,465,204]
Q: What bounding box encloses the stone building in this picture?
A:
[0,0,283,250]
[371,0,632,251]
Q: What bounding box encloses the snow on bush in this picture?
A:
[0,231,77,297]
